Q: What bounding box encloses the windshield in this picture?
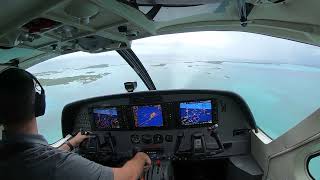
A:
[28,31,320,143]
[131,31,320,139]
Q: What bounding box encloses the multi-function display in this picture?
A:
[179,100,213,126]
[132,104,164,128]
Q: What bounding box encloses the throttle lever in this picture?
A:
[132,146,149,180]
[132,146,143,157]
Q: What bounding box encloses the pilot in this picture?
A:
[0,67,151,180]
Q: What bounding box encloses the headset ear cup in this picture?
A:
[34,92,46,117]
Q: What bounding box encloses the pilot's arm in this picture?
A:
[54,148,151,180]
[58,132,88,151]
[56,132,151,180]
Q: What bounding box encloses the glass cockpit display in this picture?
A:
[179,100,213,126]
[93,107,120,129]
[133,105,164,127]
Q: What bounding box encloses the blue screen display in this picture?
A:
[133,105,163,127]
[93,108,120,129]
[179,100,213,126]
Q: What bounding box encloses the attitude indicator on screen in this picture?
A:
[93,108,120,129]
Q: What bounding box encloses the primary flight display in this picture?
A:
[93,108,120,129]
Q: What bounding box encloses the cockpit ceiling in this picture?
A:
[132,0,221,6]
[0,0,320,68]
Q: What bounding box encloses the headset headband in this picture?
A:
[0,66,46,117]
[0,66,45,95]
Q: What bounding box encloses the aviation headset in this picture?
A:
[0,67,46,117]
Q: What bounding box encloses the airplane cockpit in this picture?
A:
[61,88,263,180]
[1,0,320,179]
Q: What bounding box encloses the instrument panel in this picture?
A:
[61,90,257,163]
[61,90,262,179]
[62,90,256,134]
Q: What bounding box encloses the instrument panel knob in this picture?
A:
[141,134,153,144]
[130,134,140,144]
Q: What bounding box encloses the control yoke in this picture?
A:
[207,124,225,154]
[174,132,184,155]
[174,124,225,159]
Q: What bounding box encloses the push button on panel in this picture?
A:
[165,135,173,142]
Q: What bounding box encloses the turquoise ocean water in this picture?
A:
[28,52,320,178]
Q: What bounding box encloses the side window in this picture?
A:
[308,154,320,180]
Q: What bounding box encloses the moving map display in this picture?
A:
[93,108,120,129]
[133,105,163,127]
[179,100,213,126]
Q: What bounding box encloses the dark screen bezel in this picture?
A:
[177,99,218,128]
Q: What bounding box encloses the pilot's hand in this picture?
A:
[69,131,89,147]
[113,152,152,180]
[136,152,152,171]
